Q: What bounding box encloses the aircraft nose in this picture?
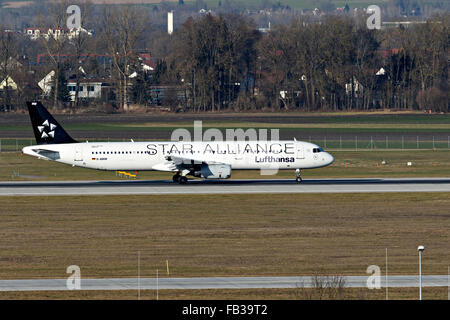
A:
[326,153,334,165]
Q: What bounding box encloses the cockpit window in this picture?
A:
[313,148,323,153]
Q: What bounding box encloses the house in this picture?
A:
[0,57,23,72]
[0,76,18,90]
[258,22,271,34]
[0,73,40,93]
[148,85,187,105]
[24,27,92,41]
[345,76,364,97]
[128,63,154,79]
[67,78,110,102]
[24,27,69,40]
[67,27,93,40]
[376,67,386,76]
[38,70,55,96]
[0,73,42,109]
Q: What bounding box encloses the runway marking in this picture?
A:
[0,275,447,291]
[0,178,449,196]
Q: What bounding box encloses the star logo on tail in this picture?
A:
[37,119,57,139]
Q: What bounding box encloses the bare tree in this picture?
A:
[100,5,146,112]
[295,272,346,300]
[38,0,71,109]
[0,27,17,111]
[69,1,93,107]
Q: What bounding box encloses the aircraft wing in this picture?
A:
[166,154,226,165]
[152,154,226,172]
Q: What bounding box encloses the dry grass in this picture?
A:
[1,150,450,181]
[115,122,450,129]
[0,193,449,281]
[0,287,447,300]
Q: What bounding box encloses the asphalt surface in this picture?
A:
[0,275,448,291]
[0,178,449,196]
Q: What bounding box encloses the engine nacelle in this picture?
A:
[194,164,232,179]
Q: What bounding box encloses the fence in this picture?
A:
[306,135,450,150]
[1,136,449,152]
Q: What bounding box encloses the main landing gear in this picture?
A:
[172,173,188,184]
[295,169,302,183]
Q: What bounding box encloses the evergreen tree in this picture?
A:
[130,71,153,105]
[51,69,71,104]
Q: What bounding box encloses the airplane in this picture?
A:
[22,101,334,184]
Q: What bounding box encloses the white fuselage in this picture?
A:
[22,140,334,174]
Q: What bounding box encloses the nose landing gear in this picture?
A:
[295,169,302,183]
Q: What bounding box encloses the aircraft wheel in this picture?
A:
[179,176,188,184]
[295,169,302,183]
[172,174,180,183]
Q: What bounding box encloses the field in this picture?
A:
[1,113,450,177]
[0,112,448,300]
[1,113,449,159]
[0,192,449,300]
[1,287,448,300]
[1,150,449,181]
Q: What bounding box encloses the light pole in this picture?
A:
[418,245,425,300]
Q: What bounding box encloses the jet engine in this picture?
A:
[194,164,231,179]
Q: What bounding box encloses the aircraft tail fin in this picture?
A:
[26,101,78,145]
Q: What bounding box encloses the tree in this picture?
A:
[38,0,72,109]
[417,87,448,112]
[0,27,17,111]
[56,70,71,104]
[68,0,93,107]
[170,14,260,111]
[130,70,153,106]
[100,5,146,112]
[344,4,350,13]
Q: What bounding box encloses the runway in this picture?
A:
[0,178,449,196]
[0,275,448,291]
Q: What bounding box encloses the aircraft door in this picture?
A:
[74,148,83,161]
[296,143,305,159]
